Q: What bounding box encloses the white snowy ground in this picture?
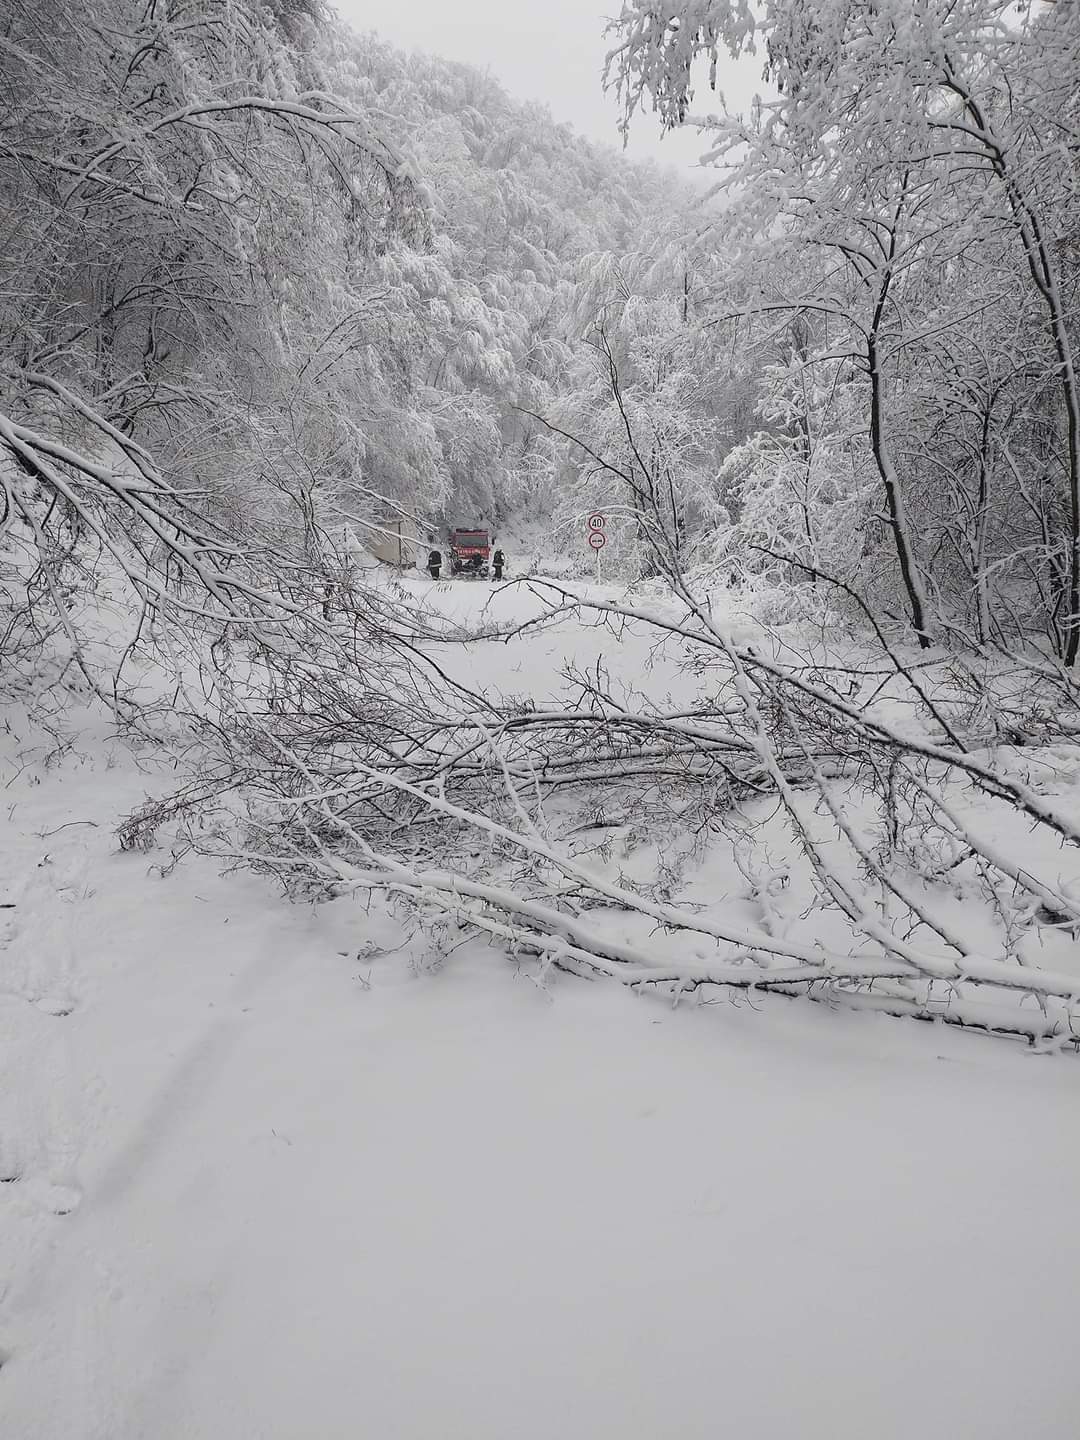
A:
[2,577,1080,1439]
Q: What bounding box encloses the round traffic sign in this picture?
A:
[587,513,606,532]
[588,531,606,550]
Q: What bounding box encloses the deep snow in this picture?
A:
[2,576,1079,1439]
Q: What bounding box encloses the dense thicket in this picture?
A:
[609,0,1080,654]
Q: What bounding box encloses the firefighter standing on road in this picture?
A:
[492,546,504,581]
[427,547,442,580]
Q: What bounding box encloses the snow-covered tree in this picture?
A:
[607,0,1080,652]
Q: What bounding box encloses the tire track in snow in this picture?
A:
[0,839,91,1397]
[0,844,89,1190]
[0,876,324,1440]
[90,929,296,1211]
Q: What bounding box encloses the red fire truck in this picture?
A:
[449,528,491,577]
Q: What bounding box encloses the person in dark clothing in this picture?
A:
[491,547,504,581]
[427,548,442,580]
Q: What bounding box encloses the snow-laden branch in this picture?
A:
[62,95,402,204]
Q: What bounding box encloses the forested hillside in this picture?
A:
[1,0,703,583]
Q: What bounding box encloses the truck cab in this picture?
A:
[449,528,491,577]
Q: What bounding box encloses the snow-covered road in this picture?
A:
[2,578,1079,1438]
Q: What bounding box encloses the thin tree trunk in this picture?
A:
[868,345,933,646]
[866,191,933,647]
[973,407,992,645]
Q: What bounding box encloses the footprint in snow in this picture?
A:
[35,993,75,1017]
[0,1134,23,1184]
[18,1179,83,1215]
[42,1183,82,1215]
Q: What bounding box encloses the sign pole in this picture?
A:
[587,511,606,586]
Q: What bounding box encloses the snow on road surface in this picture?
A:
[2,577,1079,1439]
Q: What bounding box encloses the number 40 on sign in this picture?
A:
[586,512,606,578]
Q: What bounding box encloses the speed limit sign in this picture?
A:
[588,531,606,550]
[587,513,606,532]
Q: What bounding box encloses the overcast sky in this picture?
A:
[332,0,764,183]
